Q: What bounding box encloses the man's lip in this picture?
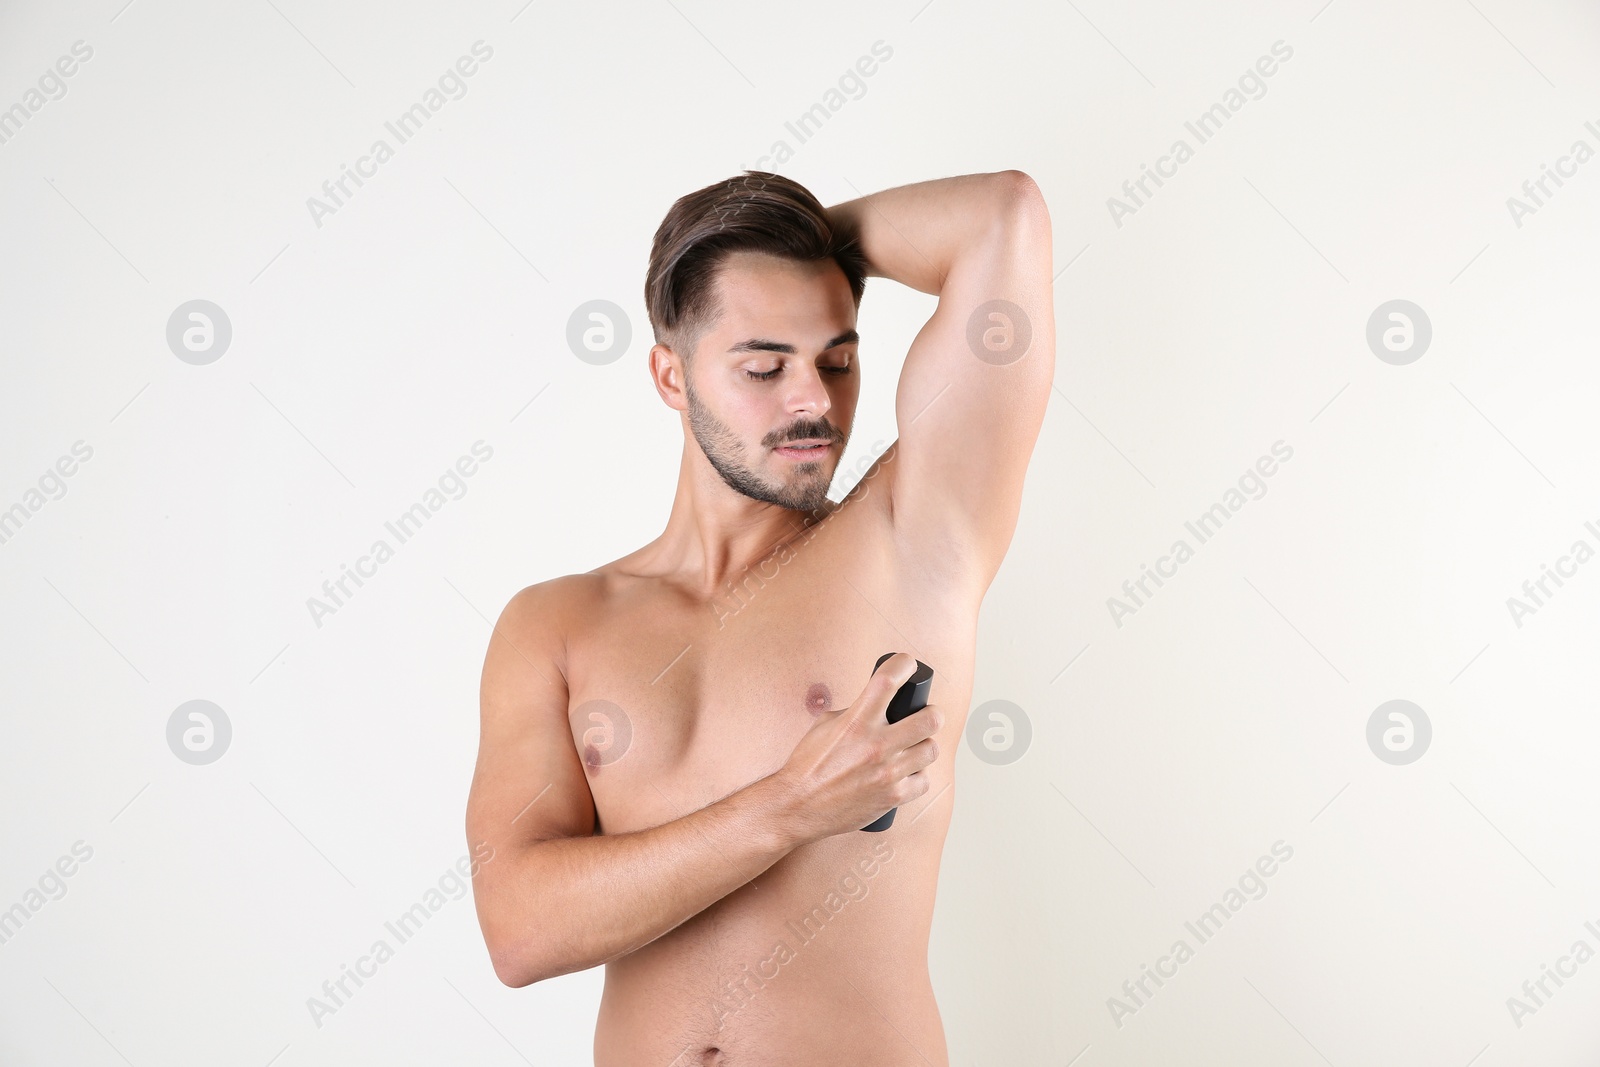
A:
[777,439,832,449]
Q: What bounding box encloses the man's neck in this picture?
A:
[643,442,834,599]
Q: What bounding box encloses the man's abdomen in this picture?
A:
[593,824,952,1067]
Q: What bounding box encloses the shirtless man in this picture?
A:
[466,169,1053,1065]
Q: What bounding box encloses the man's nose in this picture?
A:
[784,364,833,417]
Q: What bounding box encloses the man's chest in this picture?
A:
[563,521,968,834]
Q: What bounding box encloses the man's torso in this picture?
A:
[556,465,984,1066]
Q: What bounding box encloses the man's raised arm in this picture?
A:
[827,171,1054,586]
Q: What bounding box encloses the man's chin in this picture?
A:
[765,466,834,512]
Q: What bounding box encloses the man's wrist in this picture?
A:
[744,770,818,854]
[826,201,872,271]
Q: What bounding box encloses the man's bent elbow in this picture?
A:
[973,171,1050,279]
[489,933,556,988]
[487,930,536,987]
[993,170,1050,232]
[478,899,554,988]
[493,957,534,989]
[991,168,1038,202]
[488,924,596,988]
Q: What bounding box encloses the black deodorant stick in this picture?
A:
[861,653,934,832]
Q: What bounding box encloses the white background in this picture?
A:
[2,0,1598,1064]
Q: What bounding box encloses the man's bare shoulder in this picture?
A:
[498,572,607,628]
[489,573,609,674]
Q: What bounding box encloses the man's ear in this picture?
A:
[648,342,689,412]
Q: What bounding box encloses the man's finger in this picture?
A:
[851,652,918,725]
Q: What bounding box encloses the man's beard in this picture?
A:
[685,375,844,513]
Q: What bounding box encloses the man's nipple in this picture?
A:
[805,682,832,715]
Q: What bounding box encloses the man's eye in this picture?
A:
[744,363,850,381]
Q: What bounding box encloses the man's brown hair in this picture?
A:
[644,171,867,361]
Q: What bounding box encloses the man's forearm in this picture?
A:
[481,771,811,986]
[826,171,1040,296]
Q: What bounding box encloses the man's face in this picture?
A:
[680,251,860,513]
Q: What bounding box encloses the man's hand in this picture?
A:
[769,652,943,841]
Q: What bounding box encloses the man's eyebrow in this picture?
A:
[727,330,860,355]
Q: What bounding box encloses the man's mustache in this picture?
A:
[770,422,843,446]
